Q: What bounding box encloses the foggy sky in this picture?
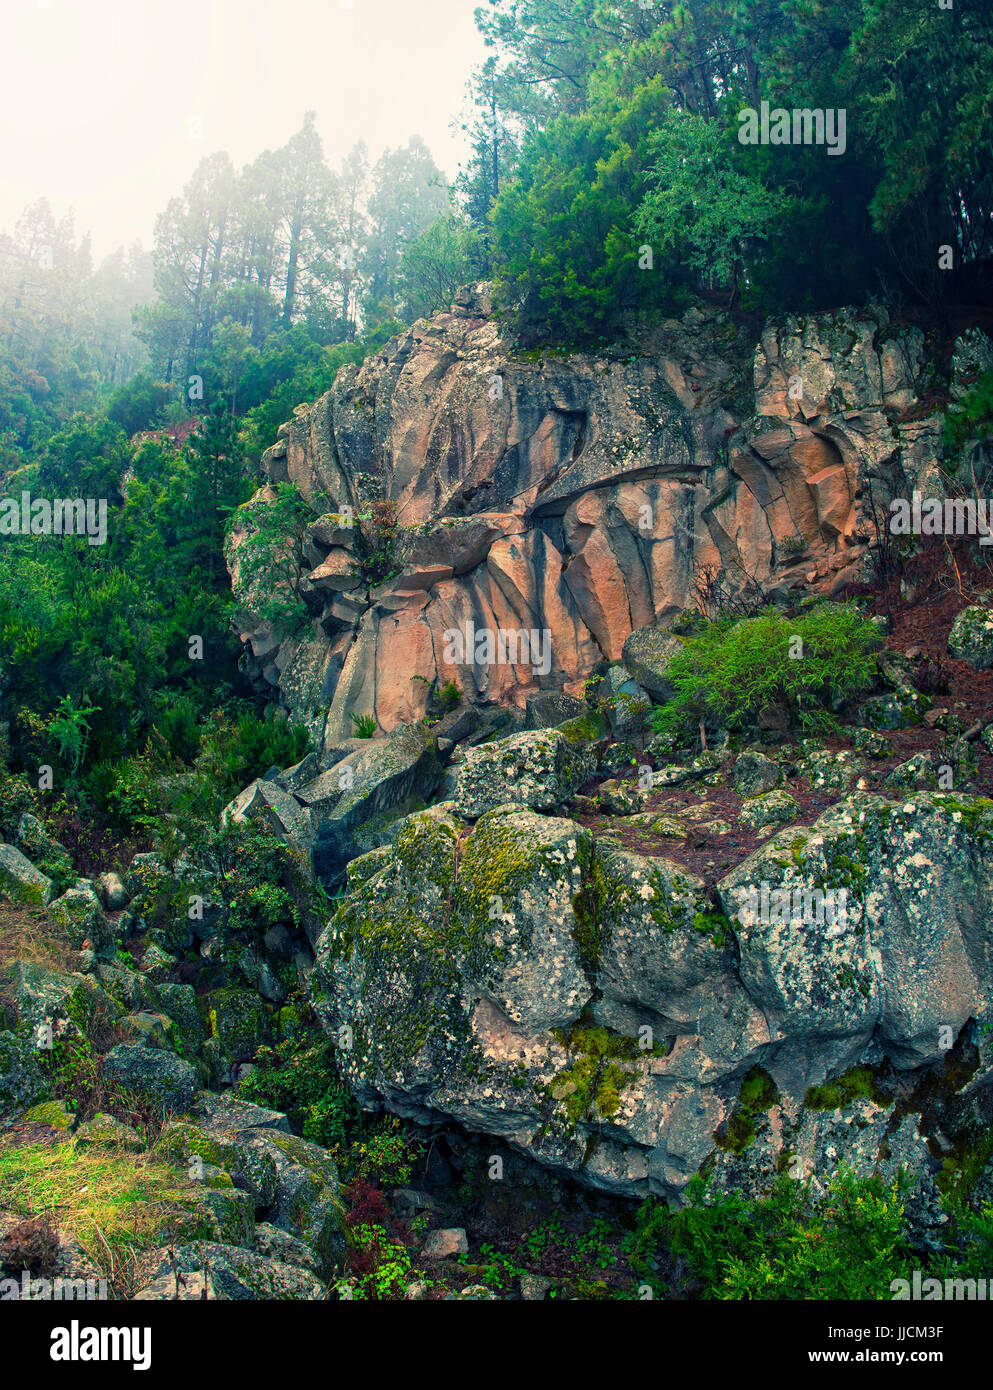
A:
[0,0,488,258]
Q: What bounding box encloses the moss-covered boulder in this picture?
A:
[948,604,993,671]
[299,722,442,884]
[738,788,799,832]
[1,960,78,1036]
[732,750,783,797]
[123,852,173,902]
[163,1186,255,1248]
[452,729,594,819]
[798,747,866,790]
[0,1033,49,1116]
[200,988,272,1059]
[155,982,206,1054]
[74,1112,143,1151]
[49,886,116,959]
[0,843,54,906]
[858,689,930,730]
[123,1011,176,1050]
[621,626,683,700]
[155,1119,279,1212]
[242,1130,345,1273]
[102,1043,199,1111]
[306,788,993,1202]
[21,1098,74,1130]
[717,793,993,1095]
[15,814,75,895]
[885,752,937,791]
[135,1242,323,1300]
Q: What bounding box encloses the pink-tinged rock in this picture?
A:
[308,549,362,591]
[423,1228,468,1259]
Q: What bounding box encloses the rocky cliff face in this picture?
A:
[228,289,941,749]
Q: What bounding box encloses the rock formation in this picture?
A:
[228,289,943,749]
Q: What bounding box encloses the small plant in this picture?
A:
[45,697,99,775]
[438,680,461,713]
[237,1036,361,1149]
[348,1223,416,1299]
[350,713,377,739]
[345,1116,421,1186]
[353,498,401,586]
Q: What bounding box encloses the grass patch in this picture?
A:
[0,904,80,974]
[0,1131,194,1293]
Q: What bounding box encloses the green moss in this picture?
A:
[836,963,873,999]
[548,1026,642,1127]
[570,839,607,973]
[691,911,732,949]
[803,1066,891,1111]
[714,1065,780,1155]
[21,1099,74,1130]
[930,795,993,838]
[197,988,271,1057]
[934,1124,993,1206]
[153,1121,239,1171]
[393,812,459,896]
[557,711,608,744]
[321,818,478,1076]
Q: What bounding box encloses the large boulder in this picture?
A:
[732,750,783,797]
[621,627,684,701]
[223,778,313,846]
[1,960,78,1036]
[0,1032,49,1117]
[15,815,74,894]
[948,604,993,671]
[49,886,116,960]
[135,1243,322,1301]
[235,1130,345,1274]
[0,844,54,907]
[102,1043,199,1111]
[304,722,442,883]
[308,790,993,1199]
[219,722,443,888]
[156,1095,343,1273]
[717,792,993,1094]
[452,729,593,819]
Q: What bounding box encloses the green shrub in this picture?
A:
[238,1036,361,1149]
[651,604,883,738]
[438,681,461,714]
[629,1167,916,1300]
[343,1115,422,1186]
[350,713,377,739]
[943,369,993,456]
[353,499,401,587]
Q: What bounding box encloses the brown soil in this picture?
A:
[576,537,993,890]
